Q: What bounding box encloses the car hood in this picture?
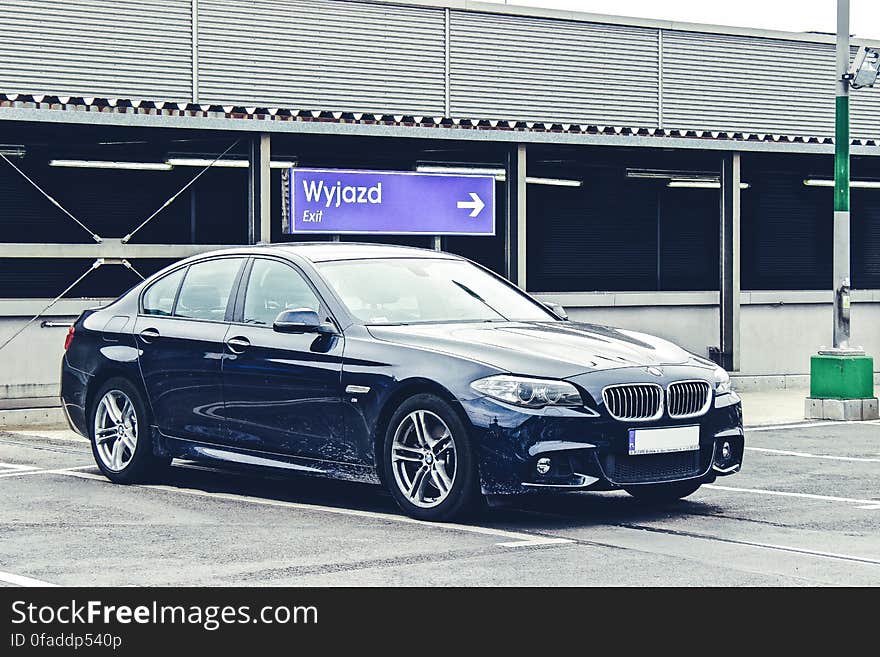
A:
[367,321,701,379]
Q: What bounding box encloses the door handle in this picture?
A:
[138,327,160,342]
[226,336,251,354]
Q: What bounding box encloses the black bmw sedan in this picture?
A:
[60,243,743,521]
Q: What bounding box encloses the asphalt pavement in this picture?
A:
[0,421,878,586]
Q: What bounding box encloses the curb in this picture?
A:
[0,407,68,429]
[805,397,880,421]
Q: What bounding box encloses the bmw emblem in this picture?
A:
[647,367,663,377]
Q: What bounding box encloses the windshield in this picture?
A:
[317,258,556,325]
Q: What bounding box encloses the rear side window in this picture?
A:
[142,268,185,316]
[174,258,244,321]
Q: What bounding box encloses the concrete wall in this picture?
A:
[0,299,109,399]
[536,290,880,379]
[1,291,878,400]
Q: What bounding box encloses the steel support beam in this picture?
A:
[0,242,242,258]
[7,107,875,156]
[505,144,527,288]
[248,133,272,244]
[720,152,741,371]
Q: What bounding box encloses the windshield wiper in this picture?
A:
[451,280,508,321]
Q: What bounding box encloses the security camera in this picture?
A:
[848,46,880,88]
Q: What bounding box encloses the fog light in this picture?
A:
[721,441,732,461]
[536,457,551,475]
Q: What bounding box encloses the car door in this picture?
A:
[135,256,246,444]
[220,256,349,461]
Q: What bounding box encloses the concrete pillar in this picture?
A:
[720,152,741,371]
[248,133,271,244]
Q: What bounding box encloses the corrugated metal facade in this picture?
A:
[449,10,659,127]
[198,0,446,114]
[662,31,880,139]
[0,0,877,138]
[0,0,193,102]
[849,48,880,140]
[662,31,837,136]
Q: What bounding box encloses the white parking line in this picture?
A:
[5,430,90,444]
[642,530,880,566]
[0,571,58,587]
[744,446,880,463]
[57,470,573,548]
[0,463,38,472]
[746,420,880,432]
[0,465,96,478]
[705,483,880,508]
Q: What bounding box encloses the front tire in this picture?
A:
[383,394,481,522]
[624,480,702,503]
[89,377,170,484]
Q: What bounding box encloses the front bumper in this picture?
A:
[462,391,743,495]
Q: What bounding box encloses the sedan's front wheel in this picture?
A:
[384,394,481,522]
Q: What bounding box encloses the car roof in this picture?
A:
[247,242,463,263]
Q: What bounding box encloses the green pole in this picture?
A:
[807,0,876,417]
[834,96,849,214]
[832,0,851,350]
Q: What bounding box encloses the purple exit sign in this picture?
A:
[285,168,496,235]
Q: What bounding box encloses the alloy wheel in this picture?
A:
[93,389,138,472]
[390,410,457,509]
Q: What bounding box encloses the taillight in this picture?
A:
[64,325,75,351]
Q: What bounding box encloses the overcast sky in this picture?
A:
[482,1,880,39]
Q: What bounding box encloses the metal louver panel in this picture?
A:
[851,91,880,140]
[662,31,838,136]
[662,31,880,140]
[848,48,880,140]
[198,0,446,115]
[852,189,880,288]
[744,173,830,290]
[449,11,659,126]
[0,0,192,101]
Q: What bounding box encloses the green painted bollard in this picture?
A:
[810,354,875,399]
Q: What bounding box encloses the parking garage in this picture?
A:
[2,0,880,405]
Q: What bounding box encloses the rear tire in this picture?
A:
[88,377,170,484]
[383,393,482,522]
[624,481,702,503]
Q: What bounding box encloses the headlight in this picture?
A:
[713,366,731,394]
[470,375,583,408]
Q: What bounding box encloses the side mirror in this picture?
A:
[273,309,336,335]
[543,301,569,321]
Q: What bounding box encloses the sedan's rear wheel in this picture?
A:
[384,394,480,521]
[89,377,170,483]
[94,388,139,472]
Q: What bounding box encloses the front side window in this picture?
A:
[142,267,185,316]
[174,258,244,321]
[243,259,321,326]
[317,258,555,325]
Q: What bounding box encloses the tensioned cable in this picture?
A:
[122,139,241,244]
[0,260,101,354]
[0,140,240,353]
[0,153,102,243]
[121,259,145,280]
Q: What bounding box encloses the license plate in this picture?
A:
[628,426,700,456]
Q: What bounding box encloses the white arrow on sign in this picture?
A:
[457,192,485,218]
